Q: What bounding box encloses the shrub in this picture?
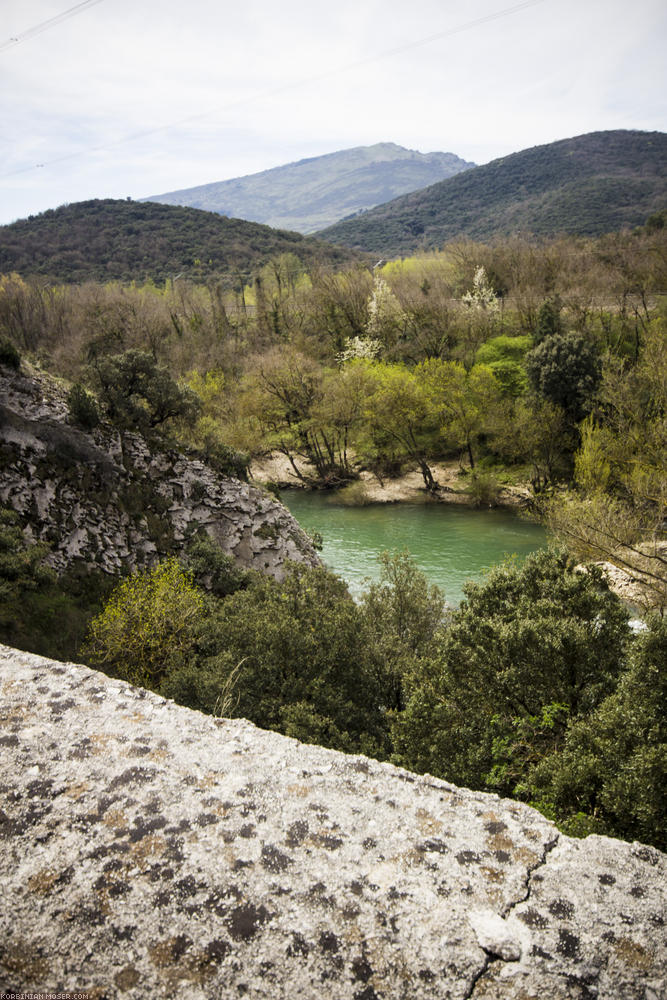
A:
[464,470,501,507]
[0,336,20,369]
[67,383,100,430]
[82,558,205,688]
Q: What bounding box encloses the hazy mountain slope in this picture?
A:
[144,142,475,233]
[317,131,667,256]
[0,198,364,284]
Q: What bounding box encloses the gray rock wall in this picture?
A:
[0,644,664,999]
[0,367,318,579]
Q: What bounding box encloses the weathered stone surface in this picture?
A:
[0,366,318,579]
[1,644,665,999]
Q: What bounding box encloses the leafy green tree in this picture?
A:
[418,358,502,469]
[161,562,390,758]
[545,323,667,610]
[392,549,631,797]
[358,362,440,490]
[67,383,101,430]
[359,551,446,710]
[534,297,563,344]
[525,332,601,422]
[182,532,252,597]
[0,509,110,660]
[89,349,201,432]
[82,558,205,688]
[239,347,355,485]
[530,617,667,849]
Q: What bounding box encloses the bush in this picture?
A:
[82,558,205,688]
[67,383,100,430]
[529,616,667,850]
[464,470,501,507]
[0,336,20,369]
[162,562,391,757]
[90,349,201,432]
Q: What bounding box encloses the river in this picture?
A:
[281,491,548,604]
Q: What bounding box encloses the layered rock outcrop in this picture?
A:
[1,644,664,999]
[0,366,318,579]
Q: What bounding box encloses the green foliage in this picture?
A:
[0,198,362,285]
[525,332,601,422]
[320,130,667,256]
[90,349,201,432]
[359,362,440,489]
[464,470,502,507]
[545,323,667,610]
[530,617,667,850]
[162,562,391,757]
[82,558,205,688]
[67,382,101,430]
[393,549,631,796]
[475,334,533,365]
[183,533,251,597]
[359,551,445,711]
[534,298,563,344]
[0,509,110,660]
[0,335,20,369]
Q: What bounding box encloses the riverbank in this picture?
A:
[250,453,532,509]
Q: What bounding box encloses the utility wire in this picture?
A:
[3,0,547,178]
[0,0,106,53]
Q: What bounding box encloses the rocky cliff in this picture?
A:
[1,644,664,999]
[0,366,318,579]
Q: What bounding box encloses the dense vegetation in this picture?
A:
[320,130,667,255]
[1,216,665,849]
[0,199,364,285]
[146,142,474,234]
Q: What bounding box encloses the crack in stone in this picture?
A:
[465,832,561,999]
[501,832,560,919]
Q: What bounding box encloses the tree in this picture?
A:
[239,347,356,486]
[359,551,445,711]
[161,562,390,758]
[544,323,667,610]
[529,616,667,850]
[82,559,205,688]
[418,358,502,469]
[89,349,201,432]
[358,362,440,490]
[392,549,631,797]
[525,332,601,422]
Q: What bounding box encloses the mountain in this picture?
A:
[317,131,667,256]
[0,198,364,285]
[143,142,475,233]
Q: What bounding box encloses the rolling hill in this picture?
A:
[143,143,474,234]
[317,131,667,256]
[0,198,365,285]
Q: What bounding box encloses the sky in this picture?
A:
[2,0,666,225]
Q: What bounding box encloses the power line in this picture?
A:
[0,0,106,53]
[3,0,547,178]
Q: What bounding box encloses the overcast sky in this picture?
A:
[2,0,666,225]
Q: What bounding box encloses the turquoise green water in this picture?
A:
[282,491,548,604]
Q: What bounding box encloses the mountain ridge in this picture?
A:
[317,130,667,255]
[144,142,475,233]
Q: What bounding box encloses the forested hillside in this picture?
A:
[0,198,364,285]
[145,142,474,233]
[319,130,667,255]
